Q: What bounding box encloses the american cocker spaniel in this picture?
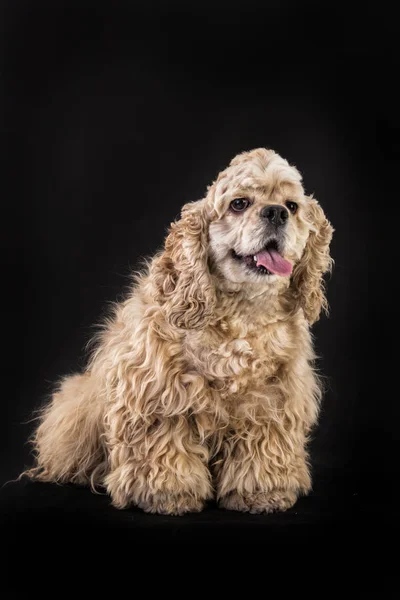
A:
[25,148,333,515]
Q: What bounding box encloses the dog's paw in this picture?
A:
[219,489,297,514]
[138,492,205,516]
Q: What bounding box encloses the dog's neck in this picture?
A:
[211,272,293,323]
[211,271,289,298]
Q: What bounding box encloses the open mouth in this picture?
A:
[231,238,293,277]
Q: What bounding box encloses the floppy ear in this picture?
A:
[152,199,216,330]
[291,198,334,325]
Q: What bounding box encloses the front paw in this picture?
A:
[219,489,297,514]
[137,492,205,516]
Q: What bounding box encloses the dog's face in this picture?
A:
[155,147,333,330]
[209,149,311,288]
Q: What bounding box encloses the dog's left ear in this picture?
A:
[152,199,216,330]
[291,198,334,325]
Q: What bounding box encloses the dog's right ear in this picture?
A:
[151,199,216,330]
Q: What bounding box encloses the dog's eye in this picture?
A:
[230,198,251,212]
[285,201,298,214]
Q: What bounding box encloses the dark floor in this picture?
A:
[1,467,389,548]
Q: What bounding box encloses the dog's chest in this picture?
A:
[223,319,291,394]
[190,314,295,397]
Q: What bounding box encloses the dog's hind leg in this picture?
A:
[24,372,107,487]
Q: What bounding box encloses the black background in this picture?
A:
[1,0,399,547]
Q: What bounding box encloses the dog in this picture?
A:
[24,148,333,515]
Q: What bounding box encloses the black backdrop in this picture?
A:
[1,0,399,545]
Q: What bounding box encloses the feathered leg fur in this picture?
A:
[26,372,107,487]
[216,359,320,513]
[104,413,213,514]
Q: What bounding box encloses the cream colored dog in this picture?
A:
[25,148,333,515]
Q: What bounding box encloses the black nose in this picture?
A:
[261,204,289,227]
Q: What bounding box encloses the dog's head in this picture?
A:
[153,148,333,329]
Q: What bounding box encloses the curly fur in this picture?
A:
[23,148,333,515]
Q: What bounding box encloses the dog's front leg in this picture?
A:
[104,410,214,515]
[215,354,320,513]
[103,364,217,516]
[216,419,311,514]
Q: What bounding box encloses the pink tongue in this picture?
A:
[256,248,292,276]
